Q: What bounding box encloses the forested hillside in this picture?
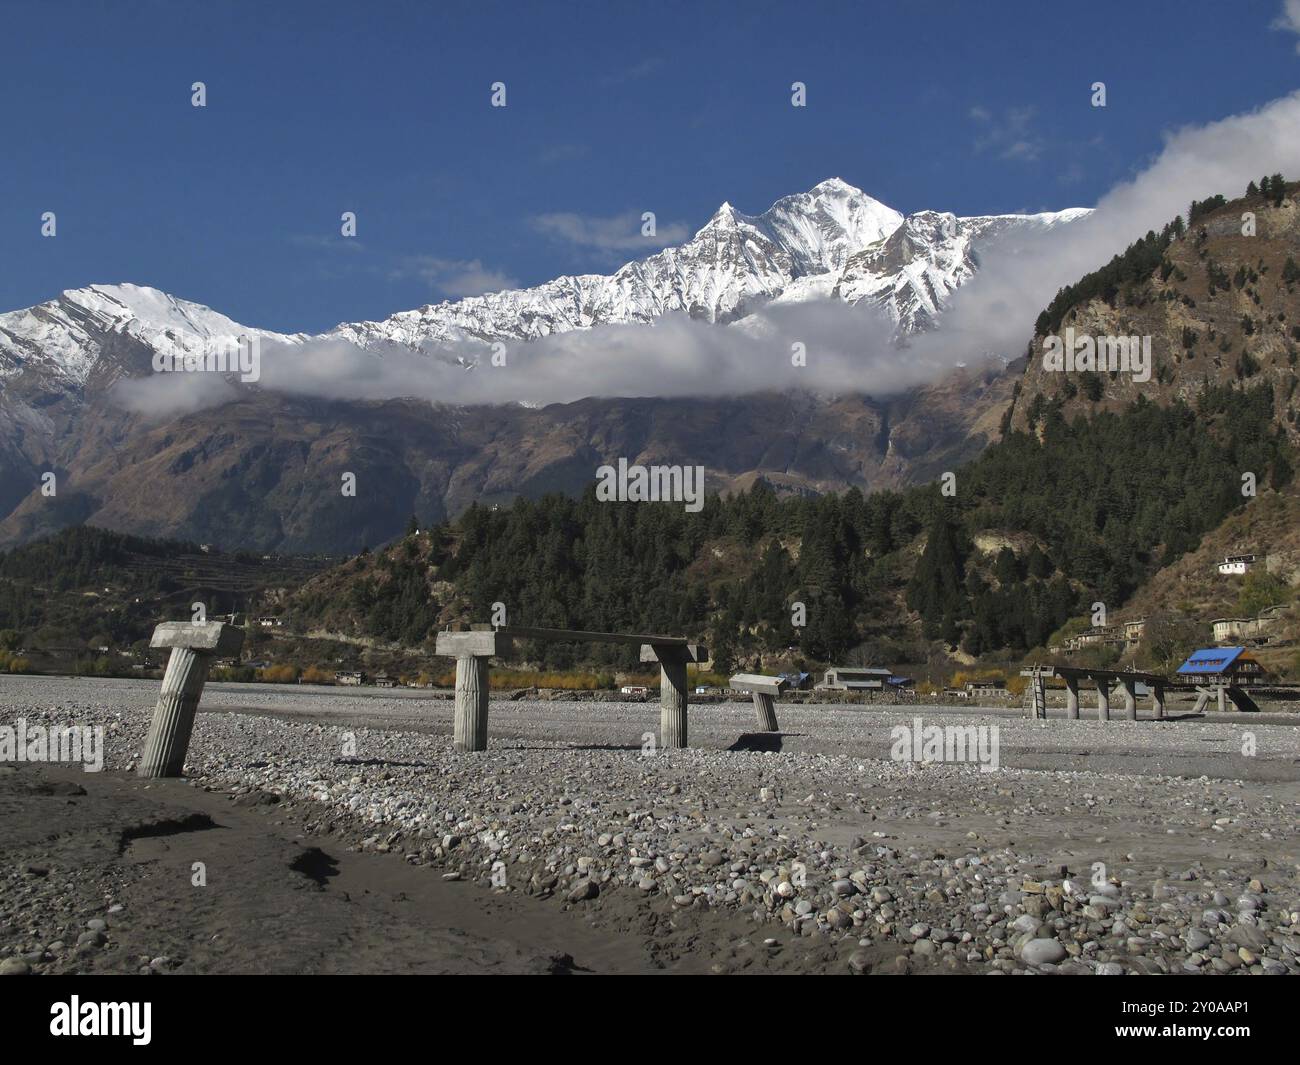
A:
[0,526,330,669]
[285,181,1300,672]
[280,378,1291,673]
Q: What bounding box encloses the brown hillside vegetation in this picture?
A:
[1012,182,1300,438]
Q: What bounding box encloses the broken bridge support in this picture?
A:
[729,673,790,732]
[1064,676,1080,720]
[641,642,708,749]
[1095,677,1110,722]
[1119,676,1138,721]
[435,629,506,752]
[138,622,245,778]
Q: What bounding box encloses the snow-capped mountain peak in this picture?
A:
[0,180,1091,386]
[0,283,300,386]
[325,179,1085,351]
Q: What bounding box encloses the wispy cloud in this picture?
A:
[1274,0,1300,50]
[532,210,690,254]
[601,57,663,86]
[390,256,519,299]
[290,233,366,253]
[970,104,1044,162]
[537,143,589,165]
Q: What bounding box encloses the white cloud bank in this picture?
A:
[115,90,1300,416]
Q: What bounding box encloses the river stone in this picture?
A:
[566,879,599,902]
[1021,938,1067,965]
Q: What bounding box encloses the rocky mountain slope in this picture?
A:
[1009,183,1300,440]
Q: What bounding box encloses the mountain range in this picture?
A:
[0,179,1089,552]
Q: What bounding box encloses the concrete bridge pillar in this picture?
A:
[642,642,708,749]
[1217,685,1228,714]
[1120,677,1138,721]
[752,691,779,732]
[138,622,244,778]
[436,630,506,753]
[1152,684,1166,720]
[1095,678,1110,721]
[453,654,491,752]
[1064,677,1080,719]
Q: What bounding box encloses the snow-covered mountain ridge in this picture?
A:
[0,178,1089,387]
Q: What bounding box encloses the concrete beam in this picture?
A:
[639,642,708,664]
[435,630,508,657]
[728,673,790,696]
[500,625,695,648]
[150,621,245,656]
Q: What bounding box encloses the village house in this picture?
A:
[1176,647,1270,686]
[1211,605,1284,645]
[817,666,910,691]
[1217,554,1257,576]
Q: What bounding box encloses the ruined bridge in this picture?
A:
[435,624,707,752]
[1022,664,1261,720]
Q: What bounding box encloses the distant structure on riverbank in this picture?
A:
[816,666,911,691]
[1175,647,1269,685]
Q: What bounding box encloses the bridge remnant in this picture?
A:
[138,622,245,778]
[1021,665,1167,722]
[729,673,790,731]
[435,625,707,752]
[640,640,708,749]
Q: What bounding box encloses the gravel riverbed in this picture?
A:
[3,675,1299,974]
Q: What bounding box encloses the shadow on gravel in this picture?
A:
[330,758,439,769]
[290,846,341,887]
[513,744,644,752]
[728,733,785,753]
[117,812,218,854]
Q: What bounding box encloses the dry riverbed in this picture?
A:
[2,675,1299,975]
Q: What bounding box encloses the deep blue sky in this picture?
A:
[3,0,1298,333]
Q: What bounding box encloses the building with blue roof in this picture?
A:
[1175,647,1267,680]
[1175,647,1268,712]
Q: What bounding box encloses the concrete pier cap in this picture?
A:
[150,620,246,656]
